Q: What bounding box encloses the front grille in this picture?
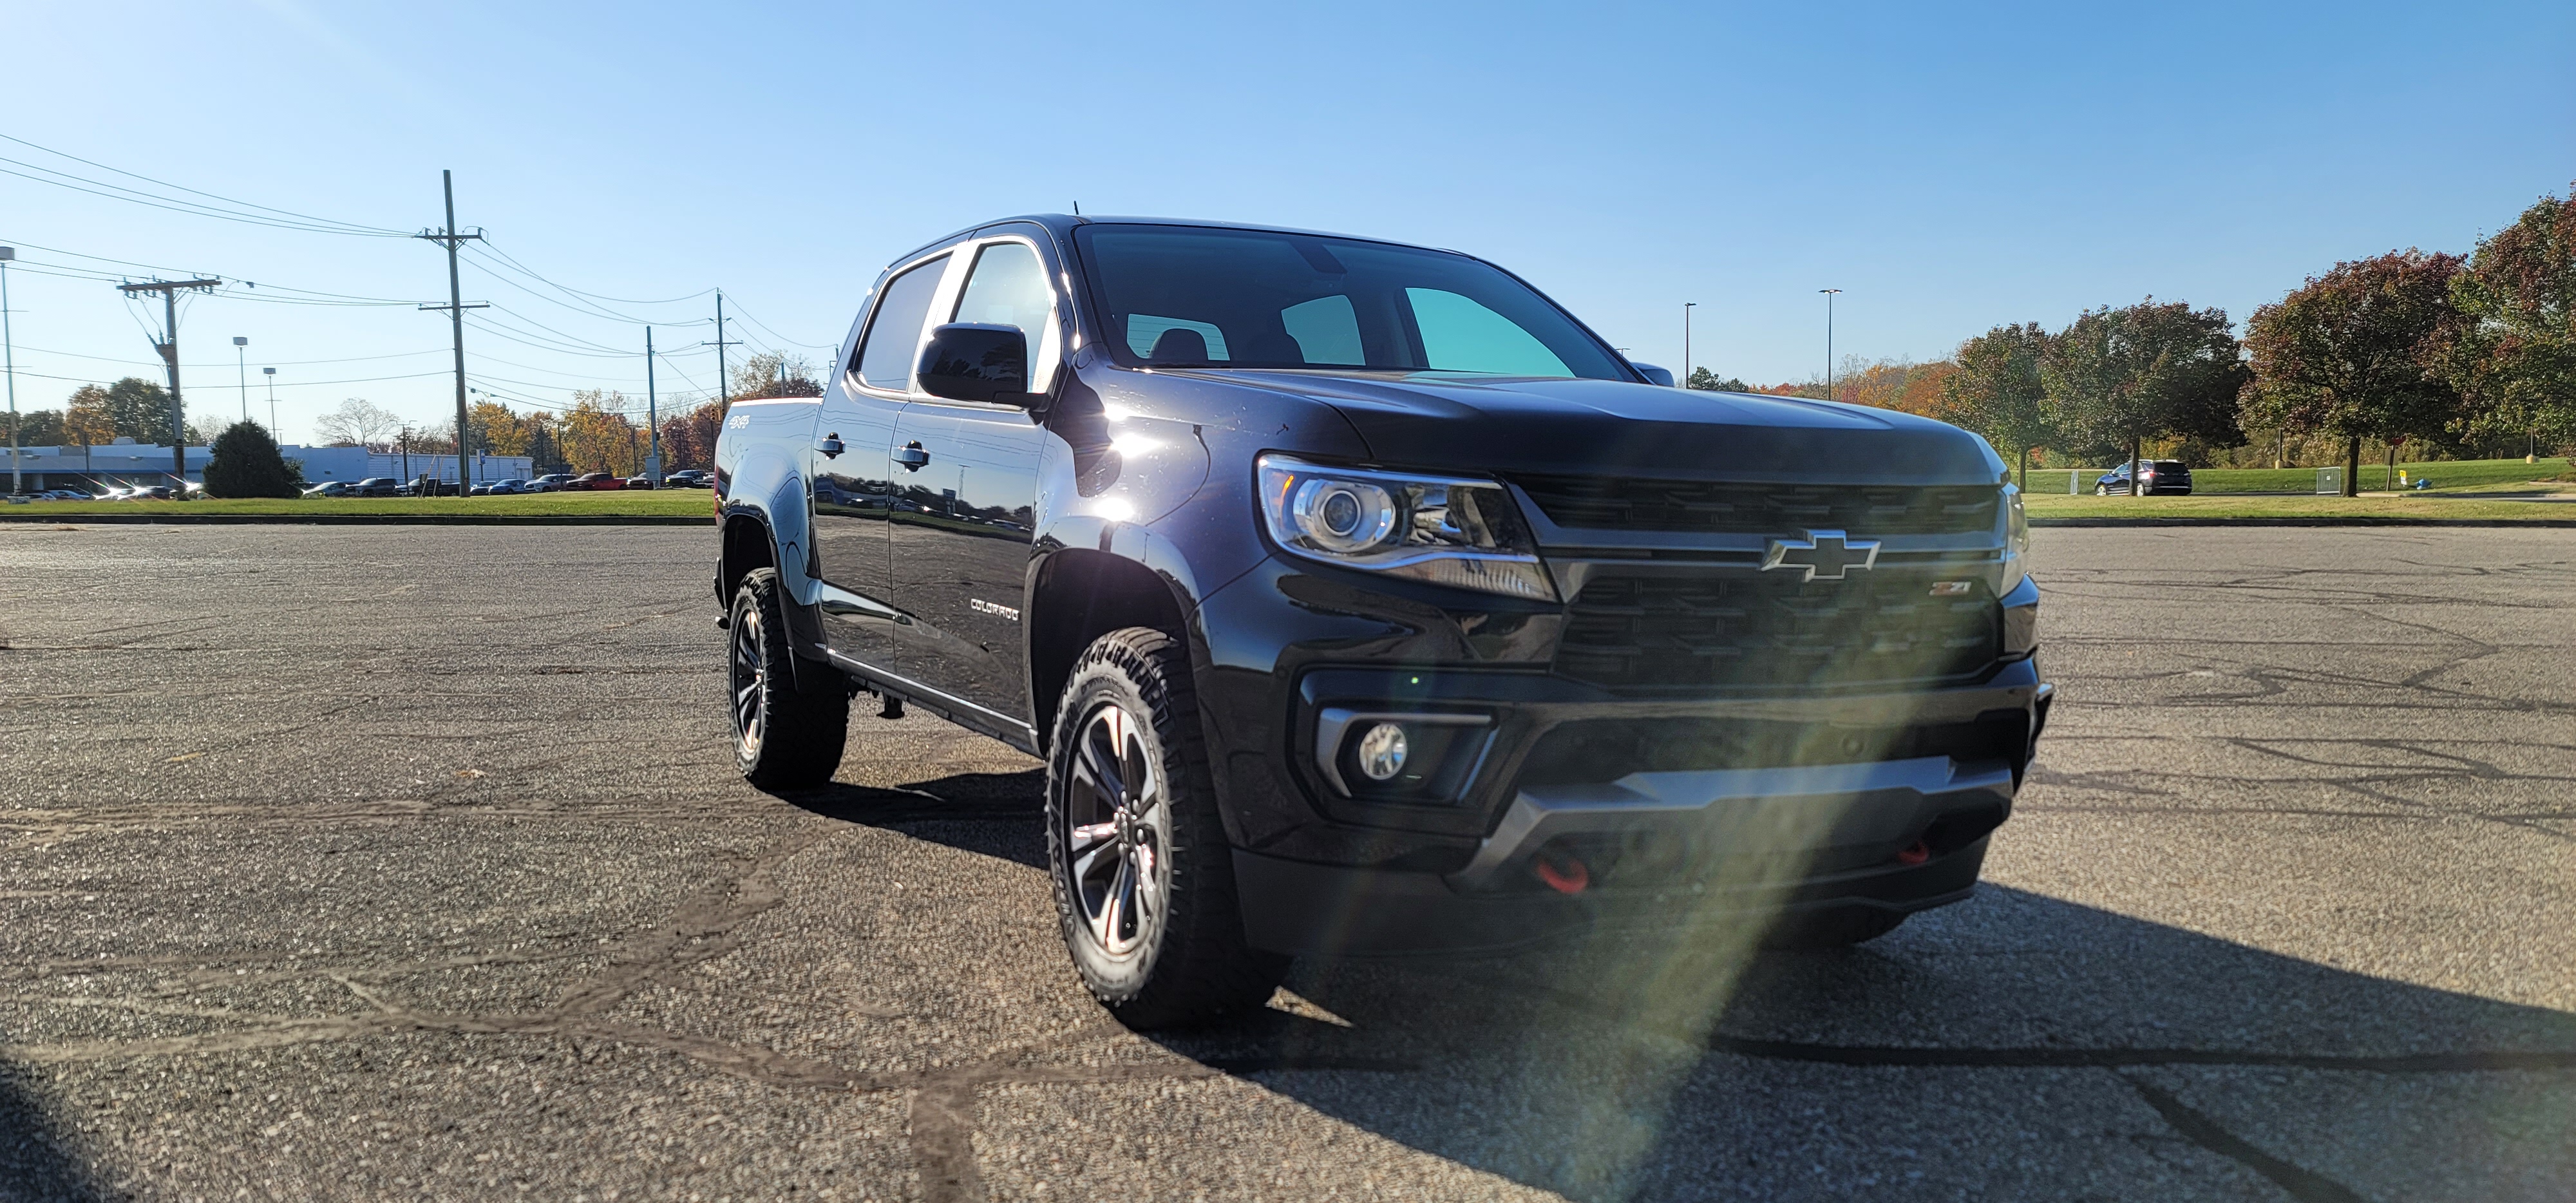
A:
[1555,569,2000,690]
[1513,476,1999,536]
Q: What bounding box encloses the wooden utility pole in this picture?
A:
[415,171,486,494]
[116,277,222,488]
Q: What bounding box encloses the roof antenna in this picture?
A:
[1072,200,1081,216]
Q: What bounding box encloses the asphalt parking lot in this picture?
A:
[2,522,2571,1202]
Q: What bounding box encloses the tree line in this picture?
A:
[1690,185,2575,496]
[3,352,824,481]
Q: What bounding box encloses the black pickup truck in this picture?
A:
[712,216,2050,1027]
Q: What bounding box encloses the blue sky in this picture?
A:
[4,0,2570,443]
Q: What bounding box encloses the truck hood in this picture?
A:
[1195,370,2004,486]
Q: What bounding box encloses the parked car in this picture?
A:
[348,477,400,498]
[2094,460,2193,496]
[302,481,352,498]
[475,478,531,497]
[663,469,710,488]
[624,475,658,489]
[528,473,577,493]
[711,214,2049,1028]
[130,485,174,500]
[568,473,625,491]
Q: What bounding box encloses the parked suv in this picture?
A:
[712,216,2050,1027]
[2094,459,2192,495]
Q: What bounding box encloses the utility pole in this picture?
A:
[1817,289,1842,402]
[2,247,18,496]
[263,367,278,436]
[233,336,250,424]
[644,327,661,484]
[1682,302,1695,389]
[117,276,223,489]
[415,171,487,495]
[707,291,740,410]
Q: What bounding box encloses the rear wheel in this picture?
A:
[1046,628,1285,1028]
[727,568,848,790]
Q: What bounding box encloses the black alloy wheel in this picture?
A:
[1061,701,1171,958]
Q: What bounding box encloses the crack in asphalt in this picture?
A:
[2124,1077,2370,1203]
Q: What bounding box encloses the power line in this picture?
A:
[0,134,407,236]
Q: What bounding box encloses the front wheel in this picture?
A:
[1046,628,1285,1028]
[727,568,848,791]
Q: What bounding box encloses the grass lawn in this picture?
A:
[2025,488,2576,522]
[2022,457,2571,496]
[15,488,714,519]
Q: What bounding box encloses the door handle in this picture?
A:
[817,433,844,459]
[895,442,931,471]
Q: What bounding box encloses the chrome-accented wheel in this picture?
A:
[1060,700,1169,956]
[729,600,766,759]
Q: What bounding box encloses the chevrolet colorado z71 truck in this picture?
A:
[712,216,2050,1027]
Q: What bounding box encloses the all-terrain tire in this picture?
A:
[728,568,848,791]
[1046,627,1287,1028]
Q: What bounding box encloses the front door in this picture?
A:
[886,237,1059,725]
[810,250,952,670]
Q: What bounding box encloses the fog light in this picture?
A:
[1355,723,1408,781]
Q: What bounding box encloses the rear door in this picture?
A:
[885,234,1063,728]
[809,250,955,671]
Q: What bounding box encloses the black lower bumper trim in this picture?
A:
[1232,838,1987,957]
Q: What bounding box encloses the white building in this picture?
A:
[5,439,532,492]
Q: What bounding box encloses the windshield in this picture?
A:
[1074,223,1631,379]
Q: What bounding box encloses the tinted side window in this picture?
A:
[853,256,949,391]
[1405,288,1573,376]
[951,243,1052,345]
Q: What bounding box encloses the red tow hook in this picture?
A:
[1533,848,1590,894]
[1895,840,1931,867]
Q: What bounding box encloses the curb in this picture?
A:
[2030,516,2576,529]
[0,511,710,527]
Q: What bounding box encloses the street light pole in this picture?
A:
[263,367,277,435]
[1683,302,1696,388]
[233,336,249,426]
[1818,289,1842,401]
[1,247,19,497]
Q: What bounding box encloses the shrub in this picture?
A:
[204,421,303,498]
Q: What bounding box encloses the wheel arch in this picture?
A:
[1027,547,1192,752]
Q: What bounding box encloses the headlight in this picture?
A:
[1256,454,1558,601]
[2002,485,2030,591]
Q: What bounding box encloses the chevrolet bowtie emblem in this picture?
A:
[1761,529,1880,582]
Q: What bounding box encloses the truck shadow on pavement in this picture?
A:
[769,775,2576,1200]
[0,1066,104,1203]
[1153,886,2576,1202]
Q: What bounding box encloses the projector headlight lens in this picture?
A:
[1256,454,1558,601]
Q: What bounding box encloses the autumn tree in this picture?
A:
[728,352,823,400]
[2043,301,2247,484]
[661,398,726,471]
[524,413,564,473]
[2240,251,2465,495]
[103,377,176,442]
[1940,323,2055,486]
[562,390,640,475]
[467,400,526,456]
[2443,185,2576,456]
[203,421,301,498]
[64,385,115,446]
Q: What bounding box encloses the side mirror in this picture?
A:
[918,323,1036,406]
[1629,361,1675,387]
